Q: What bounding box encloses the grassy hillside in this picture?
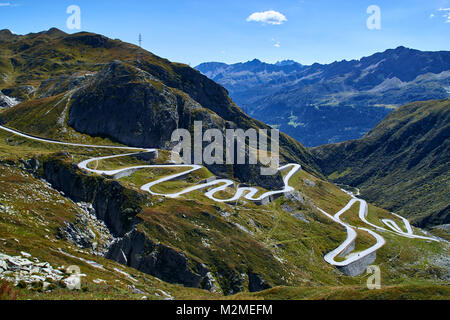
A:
[312,99,450,228]
[233,283,450,300]
[0,128,448,299]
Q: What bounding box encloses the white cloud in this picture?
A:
[438,7,450,22]
[247,10,287,25]
[430,8,450,22]
[271,38,281,47]
[0,2,20,7]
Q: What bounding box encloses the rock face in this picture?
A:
[40,155,144,237]
[68,61,191,149]
[0,92,20,108]
[106,229,215,290]
[248,272,271,292]
[312,99,450,228]
[57,202,115,256]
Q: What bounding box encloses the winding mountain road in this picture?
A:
[0,125,439,275]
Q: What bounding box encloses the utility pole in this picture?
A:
[139,33,142,48]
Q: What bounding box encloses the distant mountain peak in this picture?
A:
[63,32,112,48]
[44,27,67,38]
[247,58,263,65]
[0,29,13,35]
[382,46,418,56]
[275,59,301,66]
[0,29,14,40]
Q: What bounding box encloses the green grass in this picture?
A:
[231,283,450,300]
[0,129,134,164]
[328,168,351,180]
[0,94,124,146]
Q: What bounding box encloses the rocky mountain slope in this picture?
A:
[0,28,320,188]
[312,99,450,228]
[196,47,450,146]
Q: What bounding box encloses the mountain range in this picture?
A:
[196,47,450,147]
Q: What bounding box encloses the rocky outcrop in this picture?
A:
[39,155,143,237]
[1,86,34,102]
[68,60,195,149]
[37,72,94,98]
[57,202,115,256]
[248,272,271,292]
[284,191,305,204]
[106,229,216,290]
[281,191,310,223]
[0,92,20,109]
[0,252,69,290]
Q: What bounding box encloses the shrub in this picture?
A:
[0,280,19,300]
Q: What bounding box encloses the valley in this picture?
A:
[312,99,450,229]
[0,28,448,301]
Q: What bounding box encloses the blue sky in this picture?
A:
[1,0,449,66]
